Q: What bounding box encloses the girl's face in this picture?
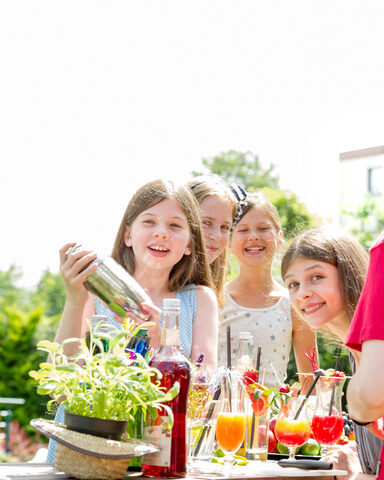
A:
[230,207,283,266]
[124,198,191,274]
[283,258,345,329]
[199,195,233,263]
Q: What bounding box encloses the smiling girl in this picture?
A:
[281,227,382,480]
[57,179,218,367]
[188,175,237,307]
[218,192,316,391]
[47,180,219,461]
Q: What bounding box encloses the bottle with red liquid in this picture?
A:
[142,298,191,478]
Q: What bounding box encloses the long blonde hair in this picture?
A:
[112,179,213,291]
[187,175,237,307]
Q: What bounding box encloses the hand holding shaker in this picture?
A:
[66,244,151,321]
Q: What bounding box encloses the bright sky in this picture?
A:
[1,1,384,287]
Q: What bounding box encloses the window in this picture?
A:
[367,166,384,196]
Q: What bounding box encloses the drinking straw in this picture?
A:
[328,346,342,415]
[269,360,283,386]
[249,349,262,449]
[294,370,322,420]
[193,384,221,456]
[226,325,231,369]
[226,326,232,411]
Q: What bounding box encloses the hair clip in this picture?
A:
[190,182,202,190]
[230,183,247,230]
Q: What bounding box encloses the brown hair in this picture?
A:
[111,179,213,291]
[237,191,282,233]
[281,228,369,322]
[187,175,237,307]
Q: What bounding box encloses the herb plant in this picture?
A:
[29,320,179,436]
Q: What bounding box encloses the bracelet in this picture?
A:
[350,417,373,427]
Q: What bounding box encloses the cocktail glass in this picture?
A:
[312,375,346,455]
[187,399,221,463]
[216,398,246,475]
[244,386,270,461]
[274,396,311,460]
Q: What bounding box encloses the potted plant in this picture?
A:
[29,319,179,479]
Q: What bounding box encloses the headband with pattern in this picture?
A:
[230,183,247,230]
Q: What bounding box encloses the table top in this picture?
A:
[0,462,347,480]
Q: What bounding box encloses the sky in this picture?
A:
[1,1,384,287]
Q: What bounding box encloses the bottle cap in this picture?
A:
[136,328,149,337]
[239,331,252,340]
[163,298,181,309]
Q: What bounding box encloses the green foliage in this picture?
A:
[193,150,320,239]
[29,321,179,436]
[0,265,30,308]
[193,149,279,190]
[342,195,384,250]
[32,270,66,318]
[262,187,319,239]
[0,306,50,435]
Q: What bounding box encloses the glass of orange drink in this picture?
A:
[216,398,246,473]
[274,396,311,460]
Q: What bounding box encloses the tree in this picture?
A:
[193,149,319,238]
[342,196,384,250]
[193,150,279,190]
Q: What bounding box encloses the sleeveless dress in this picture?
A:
[46,285,196,462]
[218,289,292,389]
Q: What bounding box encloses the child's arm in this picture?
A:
[191,285,219,374]
[291,307,318,395]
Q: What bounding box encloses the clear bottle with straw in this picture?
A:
[235,332,254,373]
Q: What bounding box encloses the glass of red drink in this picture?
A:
[274,397,311,460]
[312,375,346,455]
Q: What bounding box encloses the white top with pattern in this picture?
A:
[218,289,292,389]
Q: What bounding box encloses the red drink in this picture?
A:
[312,415,344,446]
[274,417,311,447]
[142,299,191,478]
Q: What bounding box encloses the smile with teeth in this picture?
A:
[148,245,169,252]
[302,303,324,314]
[245,246,264,252]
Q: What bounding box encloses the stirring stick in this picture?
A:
[226,325,231,370]
[226,326,232,411]
[294,370,322,420]
[194,384,221,456]
[328,346,342,415]
[249,349,262,449]
[269,360,283,386]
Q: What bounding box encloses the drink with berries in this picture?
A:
[312,414,344,445]
[142,299,191,478]
[312,372,346,454]
[274,397,311,459]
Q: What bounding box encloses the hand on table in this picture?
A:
[323,444,362,480]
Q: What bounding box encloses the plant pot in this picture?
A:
[64,411,128,441]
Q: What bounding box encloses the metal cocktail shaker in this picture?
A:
[66,245,151,321]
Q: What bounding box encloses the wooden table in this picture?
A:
[0,462,347,480]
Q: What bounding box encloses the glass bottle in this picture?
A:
[142,299,191,478]
[235,331,254,373]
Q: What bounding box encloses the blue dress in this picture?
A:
[46,285,196,462]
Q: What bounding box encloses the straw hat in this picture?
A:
[31,418,159,480]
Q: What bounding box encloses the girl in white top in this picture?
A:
[218,191,316,392]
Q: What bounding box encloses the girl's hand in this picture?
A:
[59,243,98,305]
[114,301,162,350]
[323,445,361,480]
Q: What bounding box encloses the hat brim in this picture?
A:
[31,418,159,459]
